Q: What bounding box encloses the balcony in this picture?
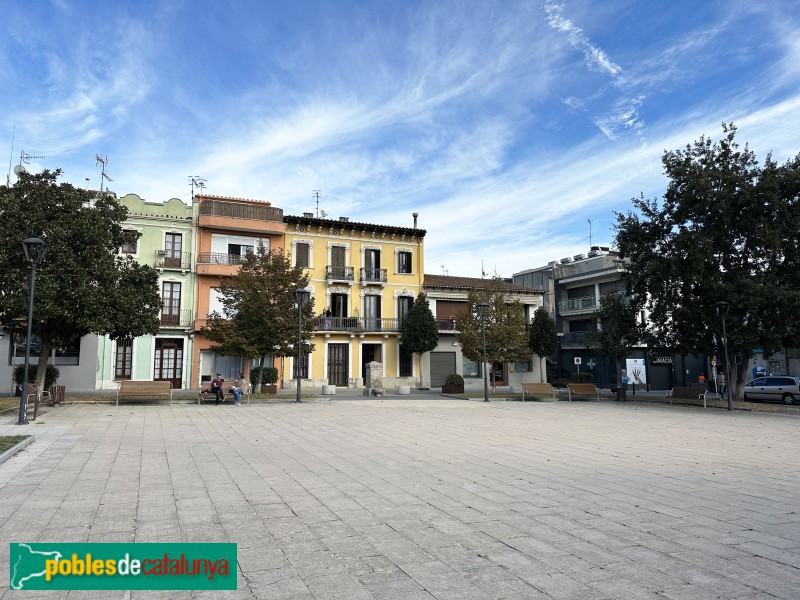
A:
[436,318,458,332]
[360,267,387,284]
[155,250,191,270]
[198,200,285,235]
[558,296,598,315]
[314,316,400,332]
[559,332,589,347]
[326,265,354,282]
[160,308,193,328]
[196,252,246,276]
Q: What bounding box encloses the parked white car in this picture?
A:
[742,376,800,405]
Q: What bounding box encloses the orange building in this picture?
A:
[191,194,285,387]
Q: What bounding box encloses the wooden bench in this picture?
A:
[26,384,52,420]
[116,380,173,406]
[567,383,600,402]
[198,380,251,404]
[521,383,557,402]
[667,385,709,407]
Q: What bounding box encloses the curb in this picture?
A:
[0,435,34,466]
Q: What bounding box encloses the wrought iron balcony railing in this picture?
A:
[326,265,354,281]
[360,267,387,283]
[197,252,246,266]
[160,308,193,328]
[155,250,192,270]
[314,316,400,332]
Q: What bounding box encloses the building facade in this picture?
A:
[283,213,425,389]
[422,275,545,390]
[191,194,286,387]
[96,194,196,390]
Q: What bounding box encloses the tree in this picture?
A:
[586,292,643,400]
[528,306,558,383]
[0,170,161,391]
[615,124,800,400]
[202,243,314,382]
[399,292,439,388]
[455,282,529,392]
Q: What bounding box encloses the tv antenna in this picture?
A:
[6,124,14,186]
[95,155,113,194]
[189,176,206,202]
[588,219,593,247]
[12,149,46,179]
[313,189,327,218]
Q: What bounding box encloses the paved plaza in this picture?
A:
[1,396,799,599]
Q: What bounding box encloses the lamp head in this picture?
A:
[712,300,731,316]
[22,237,47,265]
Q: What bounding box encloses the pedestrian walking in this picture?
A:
[716,370,726,397]
[619,369,629,402]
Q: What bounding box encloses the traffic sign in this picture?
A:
[574,357,582,365]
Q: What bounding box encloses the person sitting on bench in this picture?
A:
[210,373,225,404]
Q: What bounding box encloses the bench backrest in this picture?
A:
[522,383,554,393]
[567,383,598,393]
[119,380,172,392]
[671,386,703,397]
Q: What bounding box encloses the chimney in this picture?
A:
[413,212,418,228]
[339,216,349,222]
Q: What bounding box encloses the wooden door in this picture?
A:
[154,339,183,389]
[327,343,349,387]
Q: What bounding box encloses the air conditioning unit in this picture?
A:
[156,250,166,256]
[587,250,600,257]
[560,257,572,264]
[573,254,585,261]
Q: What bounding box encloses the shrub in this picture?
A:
[571,372,594,383]
[14,364,60,389]
[263,367,278,384]
[444,373,464,386]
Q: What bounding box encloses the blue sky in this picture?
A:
[3,1,799,278]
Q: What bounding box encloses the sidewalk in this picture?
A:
[2,398,799,599]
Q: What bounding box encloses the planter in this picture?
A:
[260,384,278,395]
[441,385,465,394]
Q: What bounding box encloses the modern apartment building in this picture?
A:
[96,194,195,390]
[422,275,545,390]
[192,195,285,387]
[513,247,705,389]
[283,212,425,389]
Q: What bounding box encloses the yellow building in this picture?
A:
[283,212,426,390]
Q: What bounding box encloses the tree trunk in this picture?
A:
[36,342,51,391]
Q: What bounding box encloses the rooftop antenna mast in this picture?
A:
[189,176,207,202]
[11,149,45,183]
[588,219,593,247]
[6,124,14,186]
[95,155,113,194]
[313,189,327,218]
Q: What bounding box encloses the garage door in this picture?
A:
[430,352,456,387]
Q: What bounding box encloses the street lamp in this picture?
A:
[294,288,308,403]
[18,237,47,425]
[713,300,733,412]
[477,301,490,403]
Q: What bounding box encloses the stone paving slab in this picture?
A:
[0,399,798,599]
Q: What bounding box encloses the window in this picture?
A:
[398,251,412,274]
[121,230,138,254]
[115,338,133,379]
[295,242,310,268]
[209,288,225,318]
[294,354,309,378]
[463,356,481,378]
[331,293,347,318]
[398,296,413,328]
[399,345,413,377]
[13,334,81,365]
[164,233,182,267]
[364,248,380,269]
[161,282,182,324]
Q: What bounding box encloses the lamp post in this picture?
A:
[294,289,307,403]
[18,237,47,425]
[713,300,733,412]
[477,301,490,402]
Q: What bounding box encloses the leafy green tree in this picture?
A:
[202,243,314,382]
[399,292,439,388]
[0,170,161,391]
[528,306,558,383]
[455,282,529,392]
[615,124,800,399]
[586,292,643,399]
